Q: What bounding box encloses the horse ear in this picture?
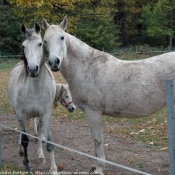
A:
[59,85,64,97]
[60,16,67,31]
[61,85,64,91]
[42,18,50,30]
[21,23,27,36]
[34,22,41,34]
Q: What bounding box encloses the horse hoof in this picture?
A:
[89,166,104,175]
[18,151,23,157]
[89,167,96,174]
[50,166,58,175]
[51,172,58,175]
[24,165,31,173]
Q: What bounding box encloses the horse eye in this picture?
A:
[66,95,69,98]
[44,40,47,44]
[61,36,64,40]
[39,43,42,46]
[22,45,25,49]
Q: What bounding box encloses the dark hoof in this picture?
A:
[19,151,23,157]
[24,165,31,172]
[89,167,96,174]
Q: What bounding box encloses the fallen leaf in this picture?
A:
[130,132,139,135]
[58,164,64,170]
[149,141,154,145]
[139,129,145,133]
[160,146,168,151]
[130,132,135,135]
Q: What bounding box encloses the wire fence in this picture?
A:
[1,45,175,59]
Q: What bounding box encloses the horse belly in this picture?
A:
[103,84,166,118]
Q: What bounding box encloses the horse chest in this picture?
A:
[16,82,53,113]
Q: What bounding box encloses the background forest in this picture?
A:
[1,0,175,54]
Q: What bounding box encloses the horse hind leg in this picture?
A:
[85,108,105,175]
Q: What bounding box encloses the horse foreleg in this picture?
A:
[21,133,30,172]
[42,115,57,174]
[18,119,30,172]
[37,118,46,163]
[85,108,105,175]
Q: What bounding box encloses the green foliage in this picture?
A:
[141,0,175,46]
[76,17,120,51]
[1,0,175,53]
[0,0,21,54]
[72,0,120,51]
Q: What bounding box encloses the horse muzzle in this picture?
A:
[68,104,76,113]
[27,65,39,77]
[48,58,61,72]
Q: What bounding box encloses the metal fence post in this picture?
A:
[166,79,175,175]
[0,133,2,168]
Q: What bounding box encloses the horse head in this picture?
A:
[21,22,43,77]
[42,17,67,72]
[54,84,76,112]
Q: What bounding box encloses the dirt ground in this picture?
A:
[0,114,169,175]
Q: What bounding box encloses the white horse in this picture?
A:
[7,22,57,173]
[42,17,175,175]
[33,83,76,136]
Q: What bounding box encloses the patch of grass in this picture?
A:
[103,108,168,147]
[0,162,22,174]
[0,59,20,69]
[0,67,12,114]
[136,163,144,169]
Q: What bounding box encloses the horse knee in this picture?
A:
[94,138,105,161]
[21,134,29,148]
[94,138,102,148]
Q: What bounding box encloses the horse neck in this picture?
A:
[61,33,98,78]
[65,33,95,61]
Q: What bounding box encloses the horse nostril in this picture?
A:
[57,58,60,65]
[48,60,52,66]
[72,107,74,111]
[36,66,38,72]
